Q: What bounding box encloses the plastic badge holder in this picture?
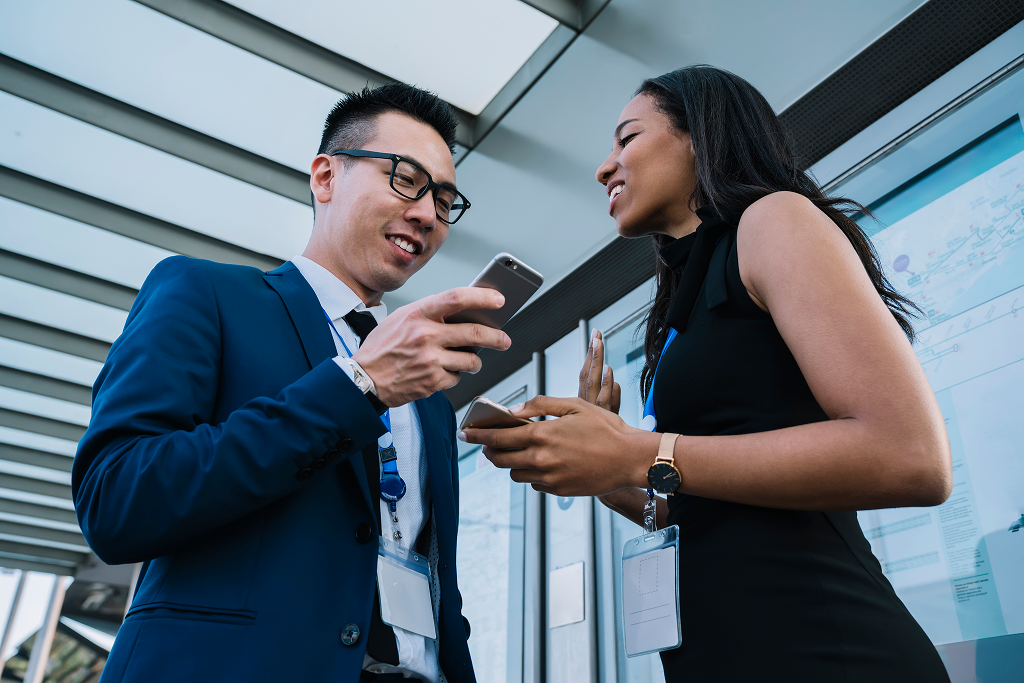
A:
[377,537,437,639]
[621,525,682,657]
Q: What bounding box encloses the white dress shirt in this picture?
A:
[291,256,439,683]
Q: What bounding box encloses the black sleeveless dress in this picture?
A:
[653,206,949,682]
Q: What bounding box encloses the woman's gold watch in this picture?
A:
[646,432,681,494]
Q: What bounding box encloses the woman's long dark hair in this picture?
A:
[637,65,919,401]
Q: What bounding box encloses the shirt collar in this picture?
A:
[290,255,388,325]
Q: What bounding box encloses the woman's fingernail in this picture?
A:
[591,328,599,339]
[457,431,467,442]
[604,364,611,375]
[510,403,524,412]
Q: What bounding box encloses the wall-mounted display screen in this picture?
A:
[855,115,1024,646]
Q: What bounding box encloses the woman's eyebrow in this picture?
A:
[615,118,639,138]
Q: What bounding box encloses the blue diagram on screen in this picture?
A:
[856,116,1024,645]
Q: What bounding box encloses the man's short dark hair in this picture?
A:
[312,83,459,211]
[317,82,459,157]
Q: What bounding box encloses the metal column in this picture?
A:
[0,571,27,665]
[24,575,67,683]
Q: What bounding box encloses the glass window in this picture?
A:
[832,67,1024,676]
[603,311,666,682]
[224,0,558,116]
[455,377,529,683]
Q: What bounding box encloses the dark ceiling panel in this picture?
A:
[780,0,1024,169]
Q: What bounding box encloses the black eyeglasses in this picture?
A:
[330,149,470,225]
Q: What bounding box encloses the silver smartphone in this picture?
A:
[458,396,532,431]
[446,253,543,353]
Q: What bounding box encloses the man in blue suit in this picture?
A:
[73,83,510,682]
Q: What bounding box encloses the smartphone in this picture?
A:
[458,396,532,431]
[446,253,543,353]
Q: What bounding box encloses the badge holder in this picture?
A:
[377,537,437,640]
[621,496,681,658]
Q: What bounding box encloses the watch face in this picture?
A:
[647,463,681,494]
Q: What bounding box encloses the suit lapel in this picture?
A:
[264,262,377,515]
[263,262,336,370]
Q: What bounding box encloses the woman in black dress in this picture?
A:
[462,66,953,681]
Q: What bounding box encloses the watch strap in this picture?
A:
[657,432,679,465]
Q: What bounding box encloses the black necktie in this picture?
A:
[342,309,400,666]
[343,310,378,344]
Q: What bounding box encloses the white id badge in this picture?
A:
[377,537,437,639]
[621,525,681,657]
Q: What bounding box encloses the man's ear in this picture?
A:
[310,154,335,206]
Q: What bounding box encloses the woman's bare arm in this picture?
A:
[466,192,952,511]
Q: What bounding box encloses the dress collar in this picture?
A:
[661,205,736,332]
[658,204,735,270]
[291,255,388,325]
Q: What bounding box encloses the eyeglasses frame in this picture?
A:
[329,149,471,225]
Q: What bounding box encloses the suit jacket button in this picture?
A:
[323,448,341,462]
[355,523,372,544]
[340,623,360,646]
[311,458,326,470]
[338,438,355,451]
[296,468,314,480]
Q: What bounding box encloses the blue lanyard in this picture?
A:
[641,326,679,497]
[323,310,406,512]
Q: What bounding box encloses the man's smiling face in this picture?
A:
[308,111,456,304]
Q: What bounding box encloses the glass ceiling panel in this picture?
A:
[0,512,80,534]
[0,488,76,511]
[0,198,174,291]
[0,92,311,260]
[224,0,558,115]
[0,0,342,172]
[0,387,90,428]
[0,461,71,486]
[0,532,90,553]
[0,277,127,344]
[0,338,102,388]
[0,427,77,458]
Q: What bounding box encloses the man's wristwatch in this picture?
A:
[647,432,682,494]
[344,358,388,416]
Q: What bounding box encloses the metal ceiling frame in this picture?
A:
[0,53,310,205]
[130,0,610,157]
[0,314,110,364]
[0,443,73,474]
[0,249,137,312]
[0,165,282,272]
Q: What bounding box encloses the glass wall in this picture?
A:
[455,365,533,683]
[830,62,1024,680]
[453,30,1024,683]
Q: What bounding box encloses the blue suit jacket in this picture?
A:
[73,257,476,682]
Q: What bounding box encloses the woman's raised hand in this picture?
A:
[578,329,621,414]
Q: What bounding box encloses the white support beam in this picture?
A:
[24,575,68,683]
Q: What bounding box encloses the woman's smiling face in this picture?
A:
[595,94,700,240]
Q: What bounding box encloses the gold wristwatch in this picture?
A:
[646,432,681,494]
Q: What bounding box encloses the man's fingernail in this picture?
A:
[495,293,505,307]
[457,431,467,442]
[505,334,512,349]
[591,328,599,339]
[604,364,611,375]
[510,403,524,412]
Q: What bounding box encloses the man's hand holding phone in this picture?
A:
[353,287,511,407]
